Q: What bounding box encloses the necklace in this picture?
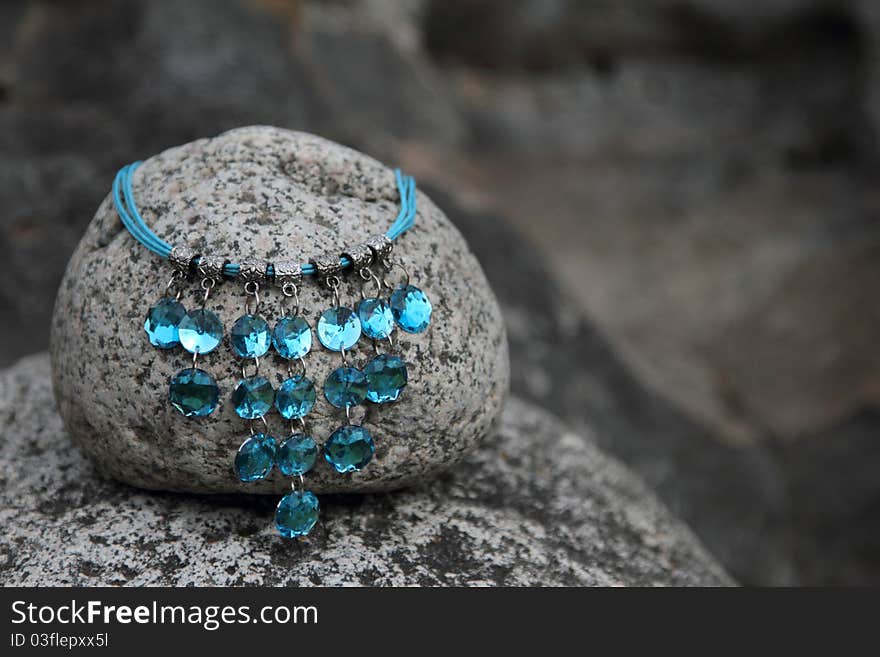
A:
[113,160,432,538]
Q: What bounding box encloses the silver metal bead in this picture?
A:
[273,260,302,286]
[197,255,226,281]
[364,234,393,261]
[309,253,343,278]
[343,243,374,271]
[169,245,197,274]
[238,258,268,283]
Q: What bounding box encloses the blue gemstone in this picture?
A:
[234,433,276,481]
[324,367,367,408]
[272,315,312,359]
[317,306,361,351]
[169,368,219,417]
[230,314,271,358]
[144,297,186,349]
[231,376,274,419]
[357,298,395,340]
[389,285,432,333]
[275,491,319,538]
[363,354,408,403]
[178,308,224,354]
[324,425,375,473]
[275,375,317,419]
[277,433,318,475]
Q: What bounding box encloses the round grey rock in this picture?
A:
[49,126,509,494]
[1,354,730,586]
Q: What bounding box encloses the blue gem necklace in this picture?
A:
[114,161,432,539]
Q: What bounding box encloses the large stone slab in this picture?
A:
[0,354,729,586]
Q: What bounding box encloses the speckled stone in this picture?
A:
[0,354,731,586]
[49,126,509,494]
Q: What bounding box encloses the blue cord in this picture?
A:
[113,161,418,278]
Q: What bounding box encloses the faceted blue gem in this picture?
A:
[324,425,375,473]
[389,285,432,333]
[231,376,274,419]
[168,368,219,417]
[234,433,276,482]
[230,314,270,358]
[144,297,186,349]
[363,354,408,403]
[324,367,367,408]
[274,375,317,419]
[317,306,361,351]
[357,298,395,340]
[272,316,312,359]
[277,433,318,476]
[178,308,224,354]
[275,491,319,538]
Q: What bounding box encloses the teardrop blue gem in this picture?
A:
[230,314,271,358]
[231,376,275,419]
[275,491,319,538]
[323,425,375,473]
[168,368,219,417]
[357,298,395,340]
[178,309,224,354]
[274,375,317,419]
[277,434,318,476]
[145,297,186,349]
[317,306,361,351]
[272,315,312,359]
[235,433,276,482]
[389,285,432,333]
[324,367,367,408]
[363,354,408,403]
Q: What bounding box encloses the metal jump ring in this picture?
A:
[244,281,260,315]
[165,271,184,300]
[326,275,341,307]
[371,335,394,356]
[287,357,306,379]
[281,282,300,317]
[200,277,215,306]
[382,261,410,290]
[360,269,384,300]
[251,415,269,435]
[241,358,260,379]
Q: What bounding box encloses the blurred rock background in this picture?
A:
[1,0,878,585]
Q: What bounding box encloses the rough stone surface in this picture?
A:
[50,126,509,495]
[5,0,880,586]
[437,187,792,585]
[0,353,730,587]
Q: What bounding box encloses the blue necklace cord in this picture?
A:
[112,161,418,278]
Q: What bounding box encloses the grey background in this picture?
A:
[2,0,879,585]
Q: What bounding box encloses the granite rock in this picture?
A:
[6,0,880,586]
[50,126,508,495]
[435,186,792,585]
[0,353,730,586]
